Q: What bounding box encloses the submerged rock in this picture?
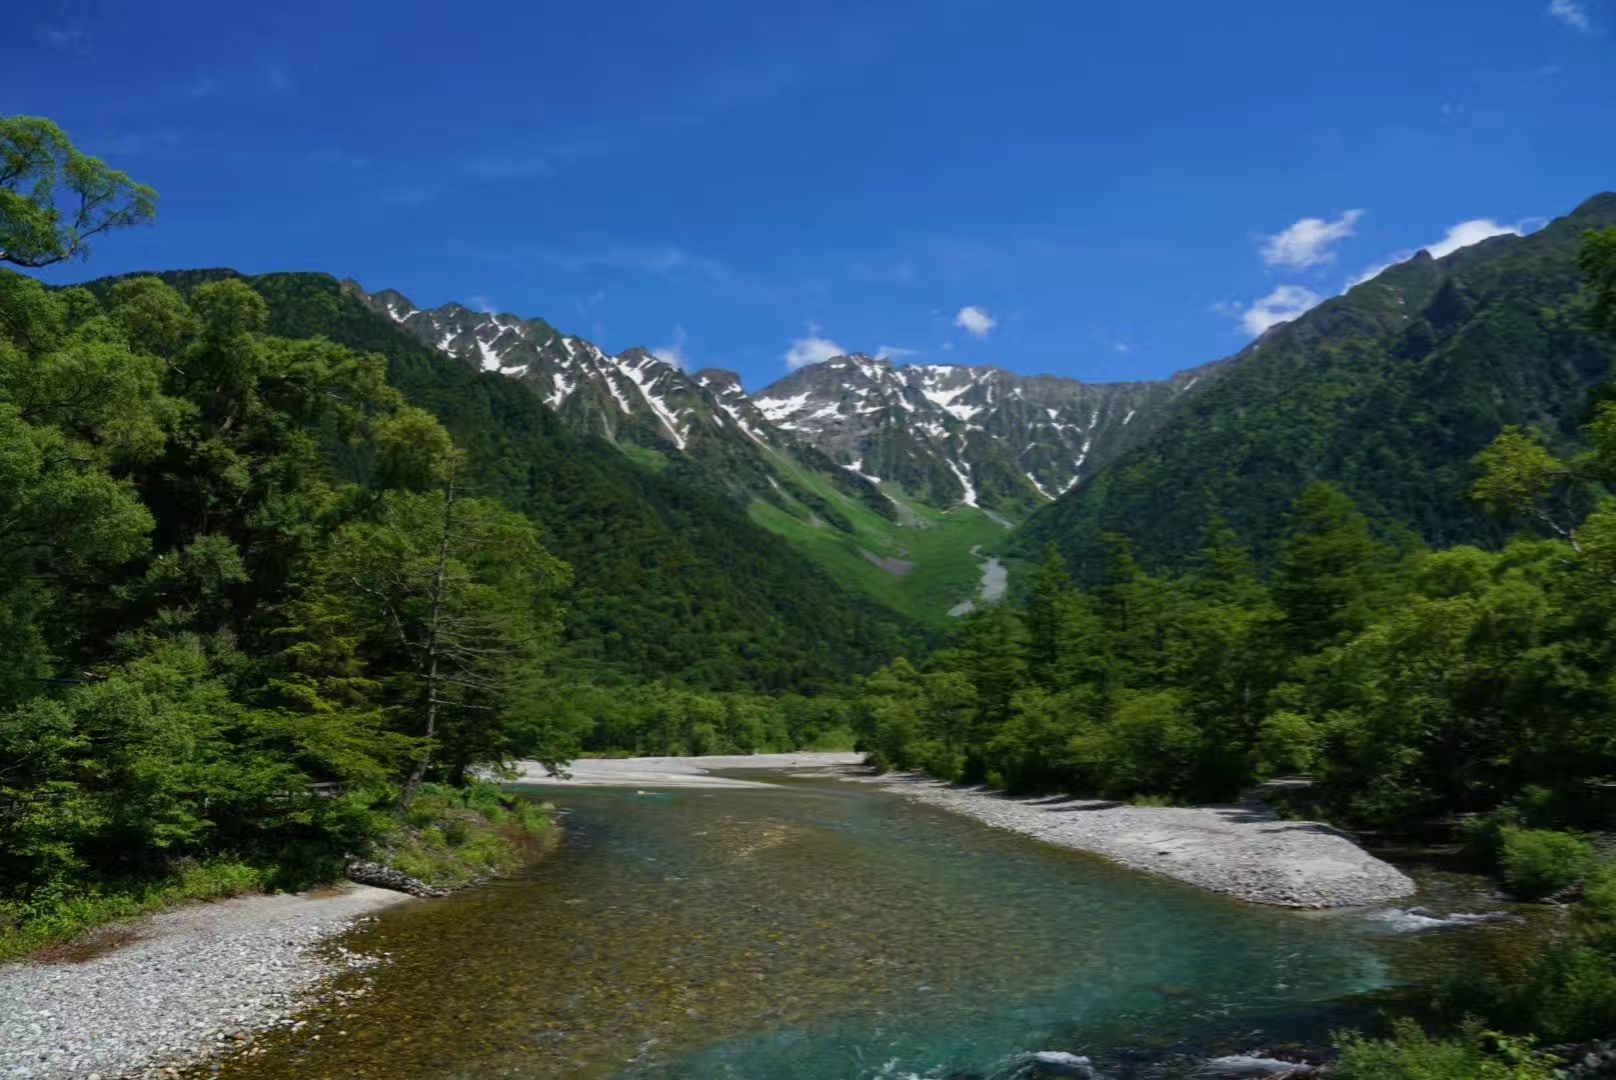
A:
[1011,1050,1101,1078]
[1197,1056,1319,1078]
[1368,905,1513,933]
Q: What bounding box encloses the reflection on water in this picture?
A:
[199,777,1522,1079]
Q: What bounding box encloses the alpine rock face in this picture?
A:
[362,286,712,451]
[352,284,894,524]
[752,355,1225,515]
[351,282,1226,522]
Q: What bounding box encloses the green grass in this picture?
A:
[0,785,555,961]
[616,442,671,472]
[748,448,1021,626]
[0,861,267,962]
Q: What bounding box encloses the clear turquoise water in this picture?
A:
[208,777,1465,1079]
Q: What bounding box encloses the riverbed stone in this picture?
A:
[849,772,1415,908]
[0,886,407,1080]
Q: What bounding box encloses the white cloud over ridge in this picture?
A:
[784,323,846,370]
[1424,218,1524,259]
[954,305,997,338]
[1260,210,1365,269]
[1346,217,1536,289]
[653,326,690,370]
[1225,285,1323,337]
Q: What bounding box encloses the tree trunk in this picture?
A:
[399,465,458,812]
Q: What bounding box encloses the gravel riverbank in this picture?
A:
[0,885,409,1079]
[510,751,864,788]
[853,772,1416,908]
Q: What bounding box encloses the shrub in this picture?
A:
[379,782,551,888]
[1500,828,1593,899]
[1333,1019,1555,1080]
[1254,710,1321,776]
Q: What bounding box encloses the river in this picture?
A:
[200,775,1533,1079]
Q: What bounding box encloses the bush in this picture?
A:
[1435,861,1616,1042]
[380,782,551,888]
[1070,690,1200,797]
[1254,710,1321,776]
[1333,1019,1555,1080]
[1500,828,1593,899]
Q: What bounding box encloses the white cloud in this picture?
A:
[877,344,918,359]
[1260,209,1365,269]
[465,144,585,180]
[1345,250,1416,290]
[784,323,847,370]
[39,27,88,51]
[466,295,498,314]
[1346,216,1539,290]
[954,305,997,338]
[1424,218,1523,258]
[1112,340,1132,355]
[1549,0,1594,30]
[653,326,690,370]
[1222,285,1323,337]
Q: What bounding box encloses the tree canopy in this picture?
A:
[0,117,156,268]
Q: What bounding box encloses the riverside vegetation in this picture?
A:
[0,115,898,960]
[846,228,1616,1074]
[6,115,1616,1075]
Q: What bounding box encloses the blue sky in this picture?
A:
[9,0,1615,390]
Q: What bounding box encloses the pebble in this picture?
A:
[851,773,1415,908]
[0,887,408,1079]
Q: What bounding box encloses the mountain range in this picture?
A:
[112,191,1616,632]
[337,191,1616,610]
[347,280,1240,620]
[356,284,1229,520]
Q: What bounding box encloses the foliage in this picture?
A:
[380,782,551,888]
[0,121,584,948]
[1499,828,1593,899]
[1332,1019,1556,1080]
[196,268,928,690]
[1582,226,1616,334]
[1020,194,1616,578]
[0,860,264,962]
[0,117,156,268]
[849,224,1616,828]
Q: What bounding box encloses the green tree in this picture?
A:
[302,479,570,804]
[1022,543,1099,689]
[1580,226,1616,334]
[1273,482,1381,650]
[1,116,156,268]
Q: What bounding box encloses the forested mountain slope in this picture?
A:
[1020,192,1616,576]
[82,269,924,690]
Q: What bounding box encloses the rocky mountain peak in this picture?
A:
[346,280,1228,519]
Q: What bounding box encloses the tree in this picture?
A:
[1471,427,1585,545]
[1,116,156,268]
[1580,227,1616,334]
[0,275,174,704]
[1022,543,1098,689]
[304,477,570,805]
[1273,482,1381,651]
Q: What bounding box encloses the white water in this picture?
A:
[949,544,1008,617]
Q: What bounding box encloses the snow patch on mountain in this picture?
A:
[946,458,979,508]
